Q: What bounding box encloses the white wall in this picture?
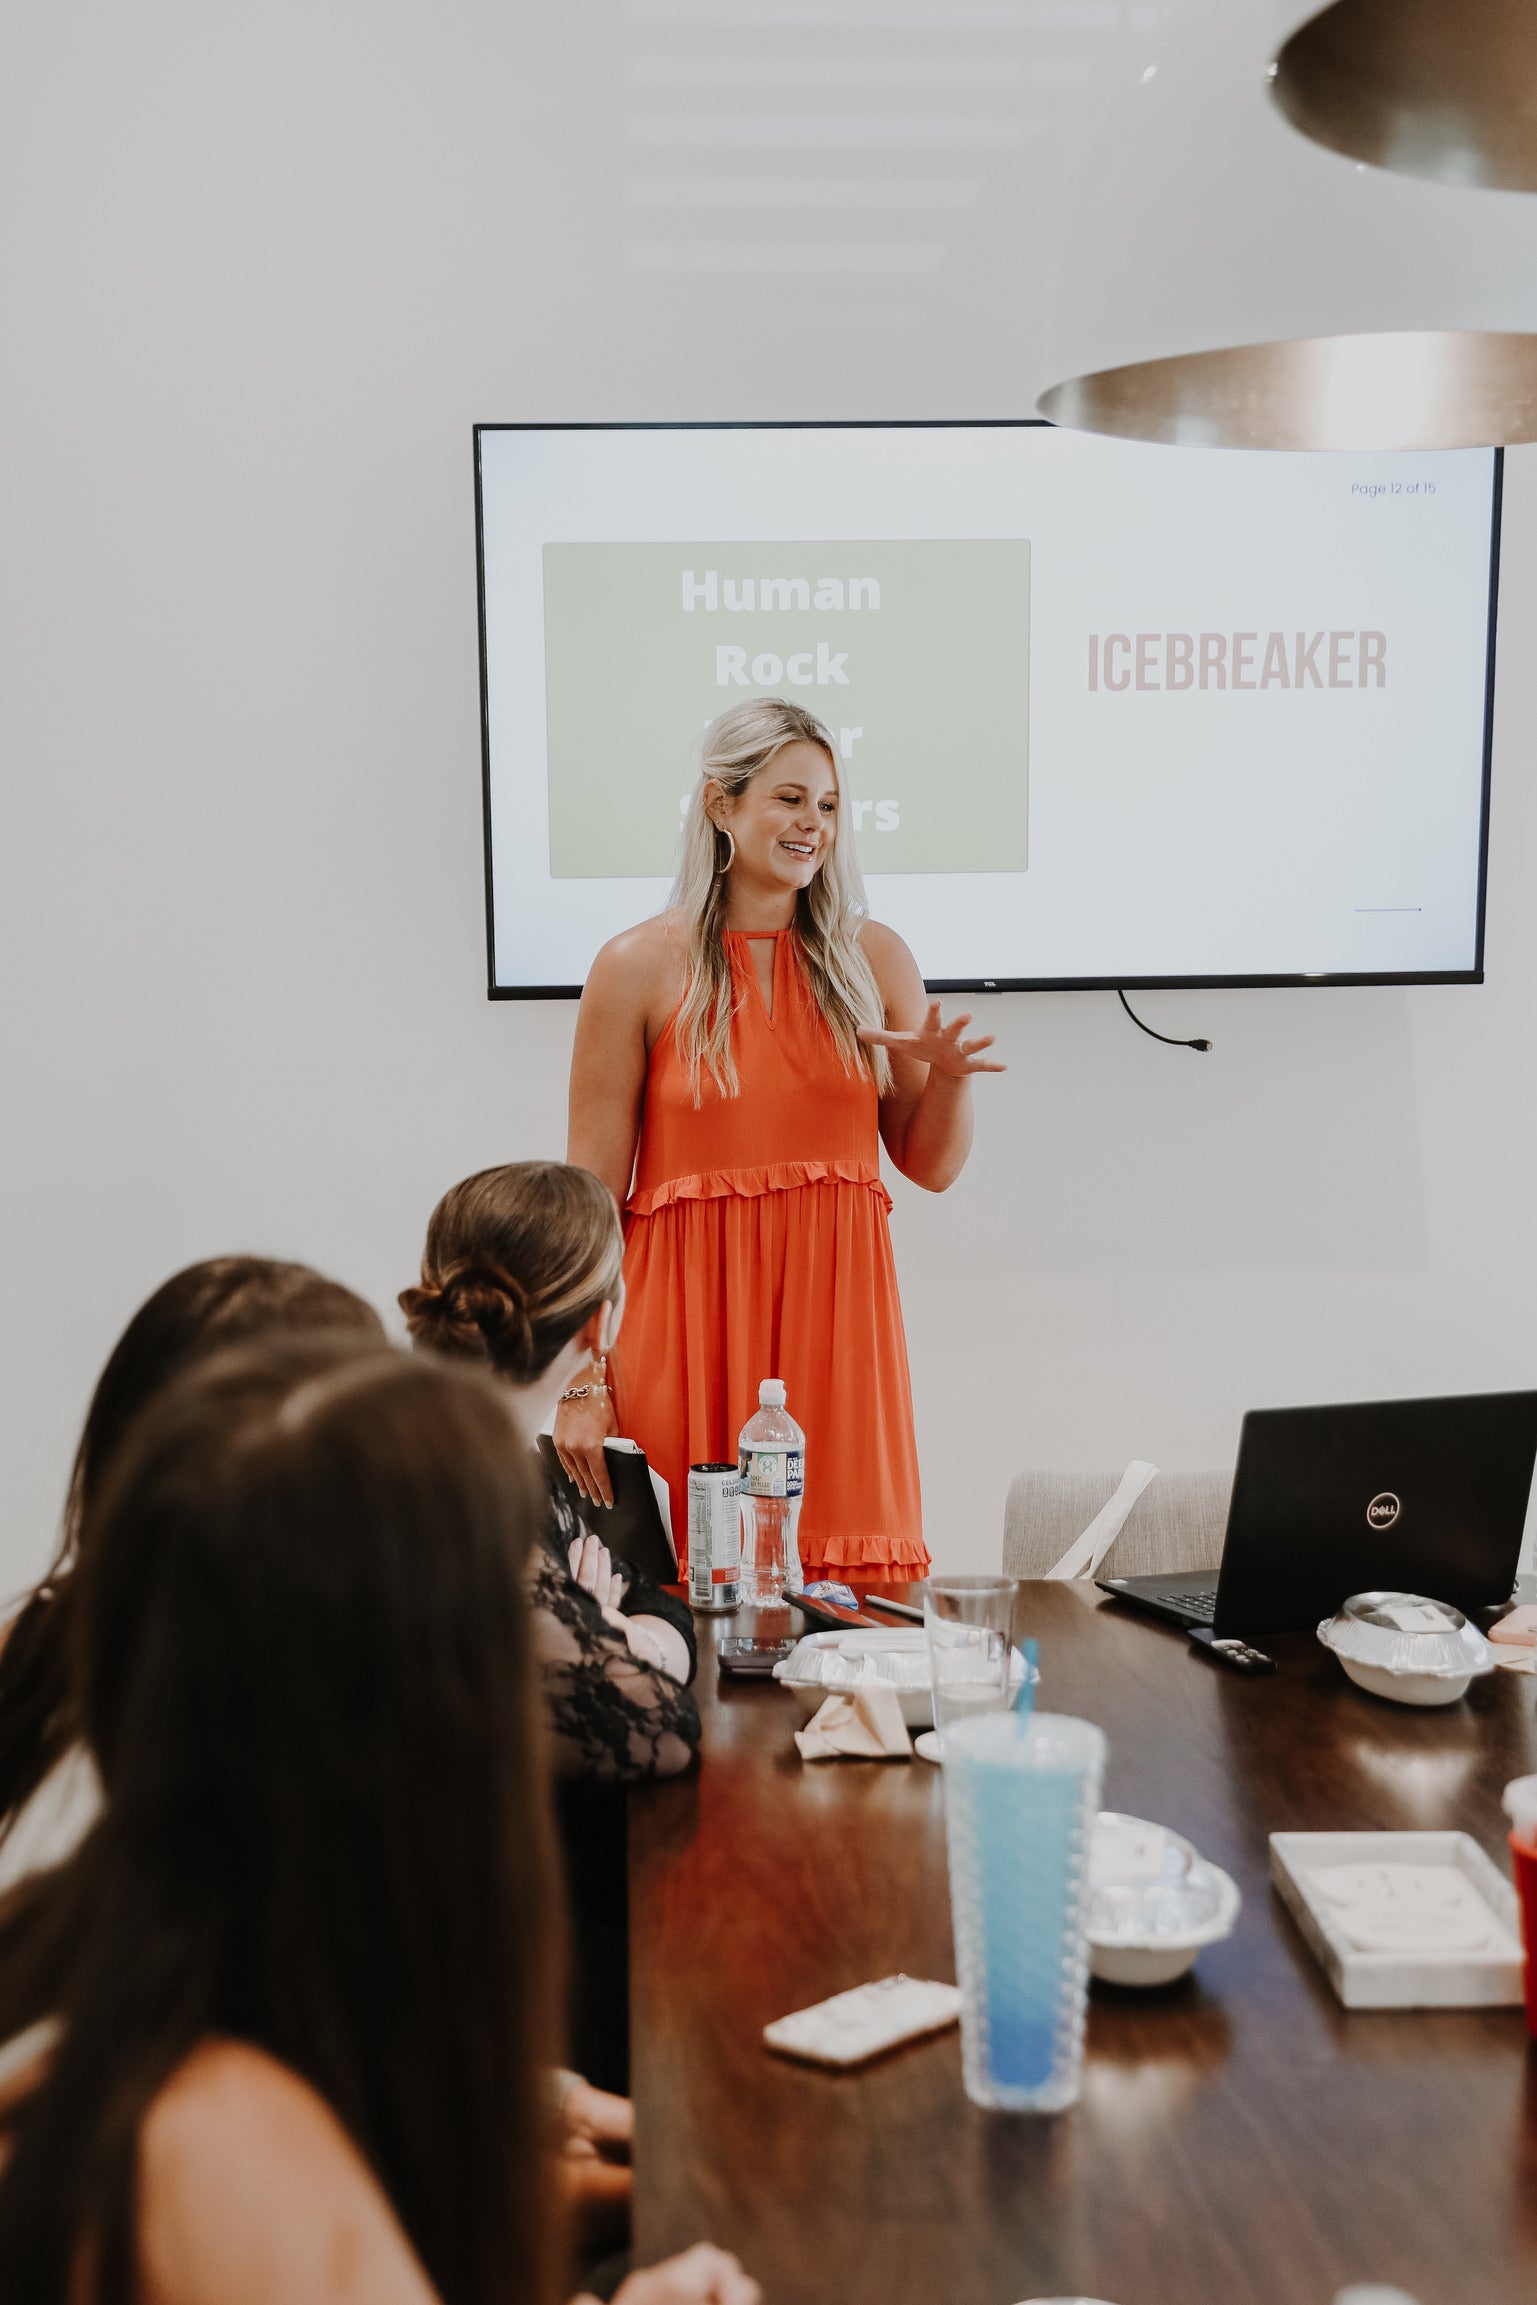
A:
[3,0,1535,1595]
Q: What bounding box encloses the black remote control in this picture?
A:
[1189,1627,1276,1675]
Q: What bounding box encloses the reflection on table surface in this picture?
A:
[629,1581,1537,2305]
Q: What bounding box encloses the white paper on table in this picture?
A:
[1044,1460,1160,1580]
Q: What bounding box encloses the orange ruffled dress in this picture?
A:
[615,929,928,1578]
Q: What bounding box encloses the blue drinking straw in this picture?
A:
[1014,1637,1039,1725]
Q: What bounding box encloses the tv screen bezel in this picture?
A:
[473,419,1502,1001]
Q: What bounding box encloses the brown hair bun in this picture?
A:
[402,1163,624,1389]
[400,1263,539,1379]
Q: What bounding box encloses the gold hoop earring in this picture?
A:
[715,826,736,873]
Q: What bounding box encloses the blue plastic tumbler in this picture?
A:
[941,1710,1106,2111]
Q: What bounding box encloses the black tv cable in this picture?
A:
[1117,990,1212,1054]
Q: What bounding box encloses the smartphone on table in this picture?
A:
[718,1637,798,1678]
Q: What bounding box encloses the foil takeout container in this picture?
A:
[772,1629,1030,1727]
[1317,1591,1494,1707]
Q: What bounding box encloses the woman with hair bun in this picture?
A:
[403,1162,700,2095]
[401,1161,698,1724]
[564,698,1003,1579]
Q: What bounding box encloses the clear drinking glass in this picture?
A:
[941,1710,1107,2112]
[923,1576,1020,1737]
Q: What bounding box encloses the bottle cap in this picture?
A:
[759,1378,786,1408]
[1503,1774,1537,1843]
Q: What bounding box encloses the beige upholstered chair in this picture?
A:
[1001,1469,1233,1583]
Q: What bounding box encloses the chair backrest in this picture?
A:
[1002,1469,1233,1583]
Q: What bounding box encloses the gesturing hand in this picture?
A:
[859,997,1006,1078]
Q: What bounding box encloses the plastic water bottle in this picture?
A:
[737,1378,805,1605]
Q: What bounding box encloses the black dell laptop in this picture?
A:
[1098,1390,1537,1636]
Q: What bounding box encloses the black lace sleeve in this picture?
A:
[615,1568,697,1683]
[532,1497,700,1783]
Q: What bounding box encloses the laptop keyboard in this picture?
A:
[1162,1588,1217,1622]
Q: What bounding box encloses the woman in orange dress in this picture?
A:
[560,698,1002,1578]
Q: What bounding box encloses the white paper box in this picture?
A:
[1269,1830,1524,2010]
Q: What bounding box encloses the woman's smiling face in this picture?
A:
[711,739,840,894]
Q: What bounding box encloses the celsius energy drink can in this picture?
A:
[688,1463,741,1613]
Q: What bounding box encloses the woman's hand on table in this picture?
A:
[859,996,1006,1079]
[594,2243,761,2305]
[555,1384,619,1508]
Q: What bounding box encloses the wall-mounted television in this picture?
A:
[474,421,1499,997]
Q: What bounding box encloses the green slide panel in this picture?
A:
[541,539,1030,878]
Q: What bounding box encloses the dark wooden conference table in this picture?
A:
[627,1581,1537,2305]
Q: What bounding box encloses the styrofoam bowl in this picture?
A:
[1332,1653,1479,1708]
[1087,1855,1242,1988]
[1089,1938,1209,1988]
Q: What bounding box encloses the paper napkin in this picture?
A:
[794,1686,913,1762]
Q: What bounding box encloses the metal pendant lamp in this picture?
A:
[1271,0,1537,191]
[1034,0,1537,450]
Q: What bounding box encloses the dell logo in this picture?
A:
[1367,1492,1401,1529]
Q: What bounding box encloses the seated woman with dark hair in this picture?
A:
[0,1257,385,1894]
[401,1164,701,2095]
[0,1336,756,2305]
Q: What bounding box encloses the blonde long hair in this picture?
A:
[670,698,890,1103]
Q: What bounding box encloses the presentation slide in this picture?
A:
[476,424,1497,992]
